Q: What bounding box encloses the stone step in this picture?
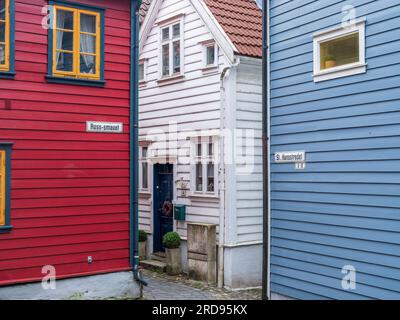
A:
[140,260,166,272]
[150,252,166,262]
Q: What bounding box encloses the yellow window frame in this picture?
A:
[0,0,10,71]
[0,150,6,226]
[52,5,101,80]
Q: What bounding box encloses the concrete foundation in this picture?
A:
[0,271,142,300]
[223,243,263,290]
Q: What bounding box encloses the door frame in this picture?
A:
[152,162,177,253]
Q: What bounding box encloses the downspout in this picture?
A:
[262,0,270,300]
[218,58,240,289]
[130,0,147,286]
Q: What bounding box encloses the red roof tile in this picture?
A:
[139,0,152,25]
[204,0,262,58]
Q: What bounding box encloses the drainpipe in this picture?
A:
[262,0,270,300]
[218,58,240,289]
[130,0,147,287]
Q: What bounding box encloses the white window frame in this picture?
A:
[139,59,147,83]
[313,19,366,82]
[139,146,149,192]
[158,17,184,79]
[203,42,218,68]
[190,137,218,197]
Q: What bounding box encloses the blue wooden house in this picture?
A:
[265,0,400,299]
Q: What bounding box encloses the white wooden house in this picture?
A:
[138,0,263,289]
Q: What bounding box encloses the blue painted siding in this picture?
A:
[269,0,400,299]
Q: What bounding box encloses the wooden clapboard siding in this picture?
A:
[269,0,400,299]
[235,57,263,244]
[0,0,132,285]
[138,0,228,239]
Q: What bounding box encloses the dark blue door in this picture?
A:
[153,164,174,252]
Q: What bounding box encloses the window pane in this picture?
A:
[80,13,96,34]
[56,30,73,51]
[162,27,169,41]
[0,21,5,42]
[56,52,73,72]
[162,43,169,76]
[139,63,144,81]
[173,40,180,73]
[80,54,96,74]
[320,33,359,70]
[208,142,213,157]
[196,163,203,192]
[142,163,148,189]
[173,23,180,38]
[0,44,5,65]
[0,0,5,20]
[80,34,96,53]
[197,143,202,157]
[57,10,74,30]
[207,163,214,192]
[207,45,215,65]
[142,147,148,158]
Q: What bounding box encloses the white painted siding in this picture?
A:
[138,0,230,240]
[235,57,263,244]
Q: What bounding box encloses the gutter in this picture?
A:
[262,0,270,300]
[218,58,240,289]
[130,0,147,287]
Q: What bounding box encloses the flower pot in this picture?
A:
[165,248,182,275]
[139,241,147,260]
[325,60,336,69]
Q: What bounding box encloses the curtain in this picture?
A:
[80,15,96,74]
[55,11,66,68]
[0,3,6,65]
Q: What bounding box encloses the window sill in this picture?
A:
[46,75,106,87]
[188,194,219,202]
[157,74,185,86]
[139,81,147,88]
[202,65,218,74]
[139,191,151,198]
[0,226,13,234]
[0,71,15,79]
[313,62,367,82]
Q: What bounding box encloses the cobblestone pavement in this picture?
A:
[141,270,262,300]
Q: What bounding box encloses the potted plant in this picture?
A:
[138,230,147,260]
[324,54,336,69]
[163,232,182,275]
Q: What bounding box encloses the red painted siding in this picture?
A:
[0,0,132,285]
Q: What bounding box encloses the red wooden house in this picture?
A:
[0,0,142,293]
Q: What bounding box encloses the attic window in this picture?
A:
[313,19,366,82]
[160,19,183,78]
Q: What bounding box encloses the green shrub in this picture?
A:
[139,230,147,242]
[163,232,181,249]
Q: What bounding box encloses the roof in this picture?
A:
[139,0,152,25]
[203,0,262,58]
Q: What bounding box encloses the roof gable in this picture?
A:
[139,0,237,64]
[203,0,262,58]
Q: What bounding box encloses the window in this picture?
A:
[0,143,12,233]
[49,4,104,82]
[313,19,366,82]
[206,45,215,66]
[139,62,144,82]
[0,0,14,75]
[160,20,183,78]
[192,137,217,196]
[204,43,217,67]
[139,146,149,191]
[139,59,147,83]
